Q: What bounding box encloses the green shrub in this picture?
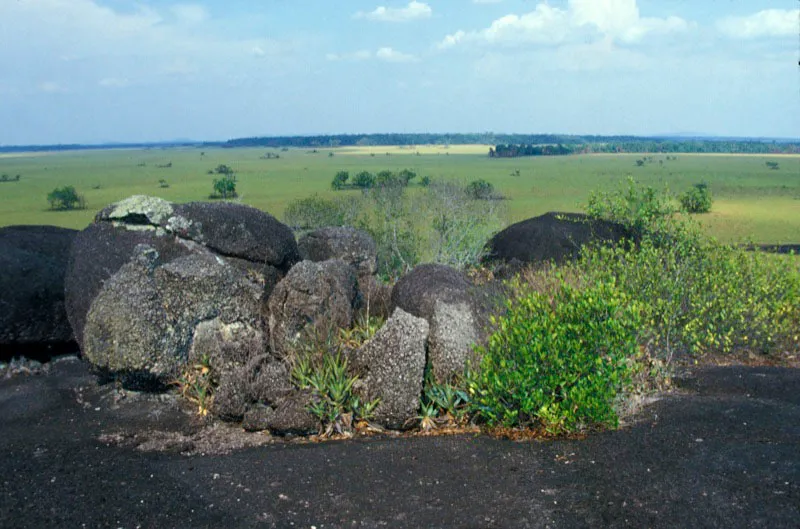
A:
[466,179,495,200]
[331,171,349,190]
[467,280,641,433]
[352,171,376,189]
[282,194,359,232]
[679,183,712,213]
[46,186,85,210]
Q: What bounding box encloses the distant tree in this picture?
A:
[214,164,234,175]
[419,175,431,187]
[47,186,85,210]
[466,179,495,200]
[211,174,237,199]
[635,159,645,167]
[328,152,335,157]
[14,174,20,181]
[331,171,349,190]
[680,183,712,214]
[158,179,170,188]
[398,169,417,185]
[766,161,779,170]
[352,171,376,189]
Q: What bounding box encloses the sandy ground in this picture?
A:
[1,356,798,528]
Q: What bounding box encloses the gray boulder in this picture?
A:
[348,308,429,429]
[0,226,77,352]
[82,248,264,390]
[268,260,358,357]
[428,301,480,382]
[298,227,377,277]
[242,392,317,435]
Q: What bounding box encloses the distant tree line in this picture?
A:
[489,140,800,158]
[490,144,576,158]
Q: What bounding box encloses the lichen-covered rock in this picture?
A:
[348,308,429,429]
[428,301,480,382]
[0,225,77,352]
[390,263,472,321]
[82,247,264,389]
[268,260,358,357]
[67,196,299,347]
[484,212,633,266]
[298,227,377,277]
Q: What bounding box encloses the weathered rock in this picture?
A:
[348,308,429,429]
[298,227,377,277]
[65,223,191,348]
[0,226,77,353]
[68,196,299,347]
[241,392,317,435]
[82,248,264,389]
[268,260,358,358]
[390,263,472,321]
[210,352,293,420]
[484,212,632,265]
[357,275,393,320]
[428,301,480,382]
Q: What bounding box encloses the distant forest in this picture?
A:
[2,133,799,155]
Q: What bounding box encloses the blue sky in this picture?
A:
[0,0,797,144]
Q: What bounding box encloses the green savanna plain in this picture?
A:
[1,145,798,244]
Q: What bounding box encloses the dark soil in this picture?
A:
[1,356,798,528]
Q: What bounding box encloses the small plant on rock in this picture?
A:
[172,354,216,416]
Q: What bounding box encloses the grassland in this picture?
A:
[0,145,798,243]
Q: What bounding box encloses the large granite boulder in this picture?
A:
[348,308,429,429]
[67,195,299,347]
[390,264,472,321]
[298,227,377,277]
[82,247,265,390]
[484,212,632,266]
[0,226,77,356]
[268,259,358,358]
[427,300,480,382]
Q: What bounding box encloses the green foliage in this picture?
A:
[331,171,349,190]
[338,315,384,350]
[283,194,360,232]
[352,171,376,189]
[291,352,379,437]
[679,183,712,214]
[465,179,495,200]
[765,161,779,170]
[0,174,20,182]
[419,175,431,187]
[211,174,237,199]
[172,354,216,416]
[46,186,85,210]
[467,280,640,433]
[158,179,170,188]
[586,176,678,242]
[418,367,470,431]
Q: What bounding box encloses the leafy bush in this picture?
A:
[282,194,360,232]
[467,280,641,433]
[47,186,85,210]
[679,183,712,214]
[466,179,495,200]
[352,171,376,189]
[210,174,237,199]
[331,171,349,190]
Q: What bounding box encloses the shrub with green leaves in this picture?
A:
[47,185,85,210]
[679,183,712,213]
[467,279,641,434]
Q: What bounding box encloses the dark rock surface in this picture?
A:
[0,225,77,356]
[390,263,472,321]
[268,259,358,357]
[485,211,633,265]
[2,359,799,528]
[298,226,378,277]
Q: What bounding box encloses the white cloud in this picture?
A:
[170,4,209,25]
[355,1,432,22]
[473,0,503,3]
[438,0,689,49]
[39,81,67,93]
[376,47,418,62]
[717,9,799,39]
[98,77,129,88]
[327,48,417,63]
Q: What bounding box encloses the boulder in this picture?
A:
[428,301,480,382]
[390,263,472,321]
[67,195,299,347]
[348,308,429,429]
[298,227,377,277]
[0,226,77,355]
[268,260,358,358]
[82,247,264,390]
[484,212,632,266]
[241,392,317,435]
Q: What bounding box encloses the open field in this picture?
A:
[0,146,798,243]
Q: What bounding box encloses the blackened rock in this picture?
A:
[390,263,472,321]
[298,227,377,277]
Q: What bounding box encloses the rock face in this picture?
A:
[349,308,429,429]
[390,264,472,321]
[428,301,480,382]
[82,248,264,389]
[298,227,377,277]
[268,260,358,358]
[0,226,77,353]
[66,195,299,347]
[484,212,632,266]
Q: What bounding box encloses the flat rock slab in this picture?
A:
[1,359,798,528]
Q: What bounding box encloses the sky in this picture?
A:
[0,0,798,145]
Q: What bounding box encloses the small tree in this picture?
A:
[47,186,85,210]
[211,174,237,199]
[466,179,495,200]
[680,183,712,214]
[352,171,376,189]
[331,171,349,190]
